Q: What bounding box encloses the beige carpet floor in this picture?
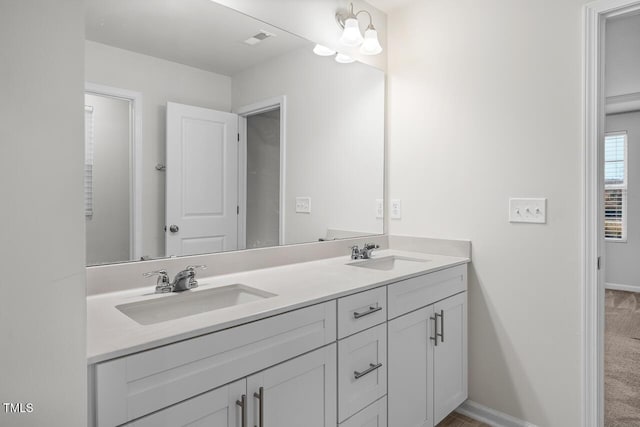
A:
[605,289,640,426]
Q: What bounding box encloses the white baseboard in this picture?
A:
[605,282,640,293]
[456,400,537,427]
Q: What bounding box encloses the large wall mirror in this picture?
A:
[84,0,385,266]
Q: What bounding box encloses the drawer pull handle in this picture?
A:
[430,315,438,346]
[253,386,264,427]
[353,306,382,319]
[236,394,247,427]
[436,309,445,343]
[354,362,383,379]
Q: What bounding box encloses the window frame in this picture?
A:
[604,131,628,242]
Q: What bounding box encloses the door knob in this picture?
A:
[169,224,179,233]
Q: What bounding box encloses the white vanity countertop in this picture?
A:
[87,249,469,364]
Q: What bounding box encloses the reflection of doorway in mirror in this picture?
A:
[236,96,287,250]
[84,93,132,265]
[245,108,281,249]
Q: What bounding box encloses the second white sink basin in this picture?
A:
[347,255,429,271]
[117,284,276,325]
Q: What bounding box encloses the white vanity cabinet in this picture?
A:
[90,262,468,427]
[387,265,468,427]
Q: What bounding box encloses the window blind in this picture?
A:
[604,133,627,241]
[85,105,94,217]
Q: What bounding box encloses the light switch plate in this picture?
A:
[509,198,546,223]
[376,199,384,219]
[391,199,402,219]
[295,197,311,213]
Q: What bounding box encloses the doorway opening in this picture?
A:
[584,1,640,426]
[236,96,287,250]
[84,83,142,264]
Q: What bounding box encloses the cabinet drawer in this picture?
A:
[340,397,387,427]
[95,301,336,427]
[338,324,387,422]
[387,264,466,319]
[124,379,245,427]
[338,287,387,339]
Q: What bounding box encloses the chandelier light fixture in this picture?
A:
[335,3,383,55]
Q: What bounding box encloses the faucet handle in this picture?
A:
[184,265,207,290]
[364,243,379,250]
[350,245,361,260]
[144,270,172,293]
[186,265,207,272]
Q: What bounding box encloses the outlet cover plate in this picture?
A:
[391,199,402,219]
[376,199,384,219]
[295,197,311,213]
[509,198,546,223]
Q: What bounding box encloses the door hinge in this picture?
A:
[597,256,601,270]
[237,205,240,215]
[237,133,240,142]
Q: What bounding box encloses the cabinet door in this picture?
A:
[247,344,337,427]
[433,292,468,425]
[126,379,245,427]
[388,305,434,427]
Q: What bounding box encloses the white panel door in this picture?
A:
[126,379,245,427]
[166,102,238,256]
[388,305,434,427]
[247,344,337,427]
[433,292,468,425]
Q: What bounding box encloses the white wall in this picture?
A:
[0,1,86,426]
[387,0,585,425]
[605,13,640,98]
[85,41,232,260]
[232,47,385,245]
[212,0,387,71]
[85,94,131,265]
[605,112,640,287]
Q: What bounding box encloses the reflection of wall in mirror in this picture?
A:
[85,40,232,260]
[232,47,385,245]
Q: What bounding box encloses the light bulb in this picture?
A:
[335,53,355,64]
[339,18,363,47]
[313,44,336,56]
[360,27,382,55]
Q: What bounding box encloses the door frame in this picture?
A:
[583,1,640,425]
[235,96,287,249]
[85,82,143,261]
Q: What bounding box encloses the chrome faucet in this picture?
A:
[144,265,207,293]
[350,243,379,260]
[172,265,207,292]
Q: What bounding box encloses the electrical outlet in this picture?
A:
[376,199,384,219]
[295,197,311,213]
[509,198,546,223]
[391,199,402,219]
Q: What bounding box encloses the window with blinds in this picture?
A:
[604,132,627,241]
[85,105,95,217]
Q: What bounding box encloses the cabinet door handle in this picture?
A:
[354,362,383,379]
[253,386,264,427]
[430,314,438,346]
[353,305,382,319]
[436,309,444,343]
[236,394,247,427]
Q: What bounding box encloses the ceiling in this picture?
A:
[365,0,417,14]
[85,0,311,76]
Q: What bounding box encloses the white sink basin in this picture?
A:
[117,284,276,325]
[347,255,429,271]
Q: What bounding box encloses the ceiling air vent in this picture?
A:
[243,30,275,46]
